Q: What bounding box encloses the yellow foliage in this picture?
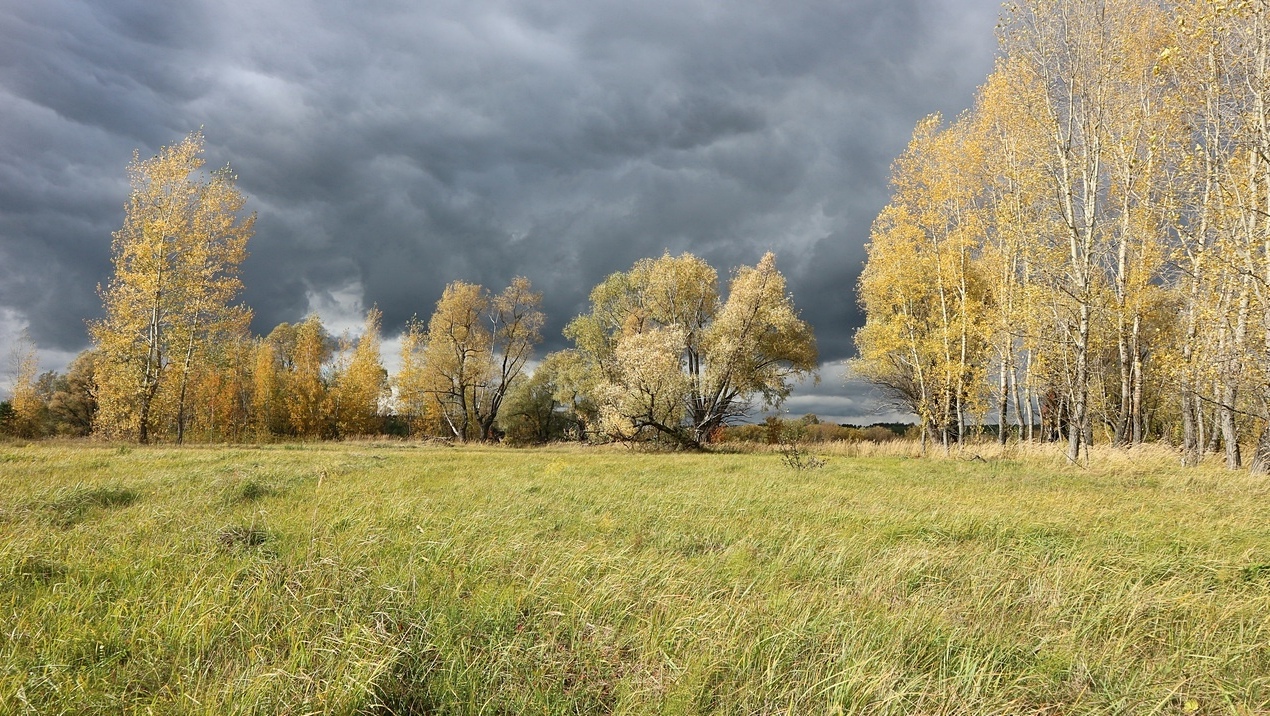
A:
[567,252,816,447]
[90,131,253,443]
[331,307,389,437]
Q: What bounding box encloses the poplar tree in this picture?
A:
[330,307,389,437]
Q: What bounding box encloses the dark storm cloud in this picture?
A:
[0,0,998,412]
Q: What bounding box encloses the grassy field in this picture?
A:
[1,442,1268,715]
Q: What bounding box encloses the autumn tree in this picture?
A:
[285,315,333,439]
[522,349,599,442]
[1205,1,1270,472]
[566,252,816,448]
[394,317,436,436]
[185,334,256,441]
[858,0,1214,459]
[975,60,1058,443]
[1091,0,1264,465]
[251,327,289,438]
[403,282,487,440]
[1095,1,1175,447]
[90,131,254,443]
[397,278,544,441]
[46,350,98,437]
[329,307,389,437]
[996,0,1126,461]
[7,330,45,438]
[497,367,563,444]
[853,115,992,452]
[497,351,589,444]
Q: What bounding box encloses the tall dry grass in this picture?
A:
[0,442,1266,714]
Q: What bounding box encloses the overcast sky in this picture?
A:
[0,0,1000,423]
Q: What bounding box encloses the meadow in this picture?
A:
[1,441,1268,715]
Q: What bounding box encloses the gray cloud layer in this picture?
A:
[0,0,998,420]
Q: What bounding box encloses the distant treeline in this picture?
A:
[2,134,818,447]
[717,416,912,444]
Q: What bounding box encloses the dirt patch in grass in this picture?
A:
[216,525,270,551]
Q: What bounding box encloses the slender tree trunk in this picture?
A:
[1114,200,1131,446]
[138,397,151,445]
[139,285,164,445]
[1010,344,1025,440]
[1181,388,1198,466]
[1220,384,1241,469]
[1068,302,1090,464]
[1201,394,1214,456]
[1130,314,1143,444]
[998,351,1010,445]
[1115,316,1130,446]
[941,404,950,455]
[1251,413,1270,475]
[175,310,202,446]
[1023,350,1036,442]
[956,395,965,447]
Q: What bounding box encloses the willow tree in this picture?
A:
[47,349,98,437]
[91,131,254,443]
[566,252,816,448]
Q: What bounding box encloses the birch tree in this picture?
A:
[854,115,992,452]
[285,315,332,439]
[90,131,254,443]
[1217,1,1270,472]
[1000,0,1121,462]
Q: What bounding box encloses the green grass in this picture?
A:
[0,442,1268,715]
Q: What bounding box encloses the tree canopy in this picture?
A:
[564,251,817,448]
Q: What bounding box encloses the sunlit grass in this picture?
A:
[1,441,1268,714]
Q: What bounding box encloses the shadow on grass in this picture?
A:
[221,477,278,505]
[37,485,140,528]
[4,555,67,586]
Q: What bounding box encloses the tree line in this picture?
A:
[853,0,1270,470]
[2,133,818,446]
